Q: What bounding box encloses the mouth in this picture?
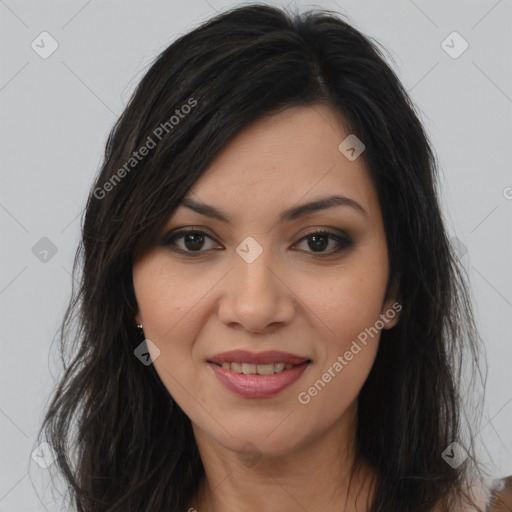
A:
[207,350,312,398]
[207,349,311,373]
[209,360,311,375]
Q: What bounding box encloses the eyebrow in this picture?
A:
[178,195,367,223]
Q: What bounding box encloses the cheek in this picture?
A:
[293,280,383,430]
[295,257,387,401]
[306,264,388,349]
[300,290,382,407]
[132,258,222,412]
[133,258,219,338]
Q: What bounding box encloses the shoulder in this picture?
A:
[486,475,512,511]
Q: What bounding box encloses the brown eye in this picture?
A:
[160,230,220,255]
[181,232,207,251]
[294,230,353,255]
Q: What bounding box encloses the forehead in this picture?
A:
[182,104,380,224]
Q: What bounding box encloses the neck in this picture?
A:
[189,403,377,512]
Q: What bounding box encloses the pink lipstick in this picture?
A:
[207,350,311,399]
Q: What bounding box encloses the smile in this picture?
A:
[207,350,312,398]
[213,361,298,375]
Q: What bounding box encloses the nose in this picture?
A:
[217,243,295,335]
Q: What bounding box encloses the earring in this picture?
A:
[136,323,143,329]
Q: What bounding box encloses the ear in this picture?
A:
[380,276,402,329]
[135,312,142,326]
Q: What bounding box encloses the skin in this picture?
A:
[133,104,401,512]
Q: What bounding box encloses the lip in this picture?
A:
[207,350,311,399]
[208,350,310,366]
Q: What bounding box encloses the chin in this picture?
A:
[196,413,315,459]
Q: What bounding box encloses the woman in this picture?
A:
[38,4,509,511]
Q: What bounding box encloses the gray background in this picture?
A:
[1,0,511,510]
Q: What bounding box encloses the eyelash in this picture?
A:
[159,228,353,257]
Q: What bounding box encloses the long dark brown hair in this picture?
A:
[38,4,488,511]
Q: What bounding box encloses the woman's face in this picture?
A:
[133,104,400,458]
